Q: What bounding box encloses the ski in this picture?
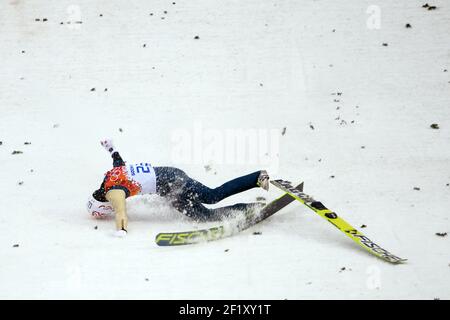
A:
[270,179,407,264]
[155,182,304,246]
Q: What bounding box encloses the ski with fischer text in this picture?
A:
[155,182,304,246]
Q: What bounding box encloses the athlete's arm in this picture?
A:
[105,189,128,232]
[100,139,125,167]
[111,151,125,167]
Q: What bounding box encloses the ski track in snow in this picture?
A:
[0,0,449,299]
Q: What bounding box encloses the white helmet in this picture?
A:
[87,195,114,218]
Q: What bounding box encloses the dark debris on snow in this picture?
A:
[422,4,437,10]
[430,123,439,129]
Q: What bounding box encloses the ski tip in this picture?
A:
[384,257,408,264]
[395,258,408,264]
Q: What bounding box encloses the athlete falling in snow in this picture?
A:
[86,140,270,236]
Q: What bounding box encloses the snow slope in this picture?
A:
[0,0,449,299]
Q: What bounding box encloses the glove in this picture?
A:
[100,139,115,154]
[113,229,127,238]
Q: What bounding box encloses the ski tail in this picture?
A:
[270,179,407,264]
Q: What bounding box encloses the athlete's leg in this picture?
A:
[170,196,264,222]
[154,167,190,197]
[154,167,263,204]
[183,171,262,204]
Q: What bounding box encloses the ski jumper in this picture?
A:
[93,152,262,221]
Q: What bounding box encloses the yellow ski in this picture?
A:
[271,179,407,264]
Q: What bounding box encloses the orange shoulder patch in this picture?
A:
[104,166,142,196]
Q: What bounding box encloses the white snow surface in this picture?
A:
[1,0,449,299]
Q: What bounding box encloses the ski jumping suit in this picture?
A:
[93,152,263,221]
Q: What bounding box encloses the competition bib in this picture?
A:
[126,162,157,195]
